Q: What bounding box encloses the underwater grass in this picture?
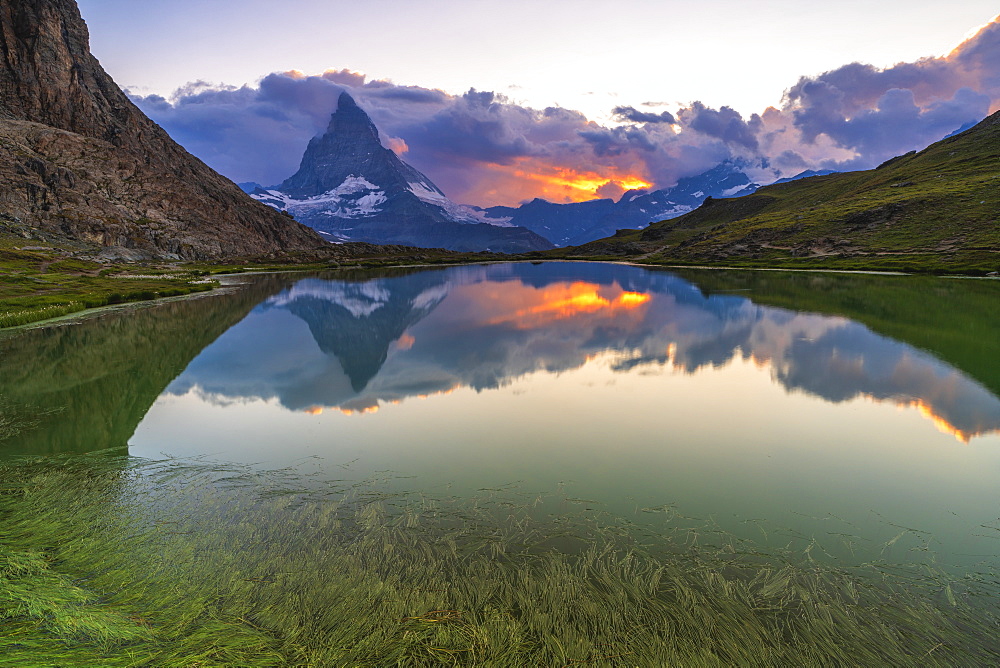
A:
[0,455,998,666]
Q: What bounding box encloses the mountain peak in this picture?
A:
[279,93,409,197]
[325,91,380,144]
[337,90,359,110]
[252,92,553,252]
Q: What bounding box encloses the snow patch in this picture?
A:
[408,181,515,227]
[721,183,753,197]
[251,175,386,219]
[268,279,391,317]
[654,205,693,220]
[411,284,450,310]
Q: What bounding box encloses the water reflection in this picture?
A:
[0,276,294,456]
[165,263,1000,443]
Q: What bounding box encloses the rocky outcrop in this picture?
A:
[0,0,326,259]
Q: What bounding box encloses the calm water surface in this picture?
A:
[3,263,1000,568]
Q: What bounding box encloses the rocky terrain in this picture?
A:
[0,0,326,260]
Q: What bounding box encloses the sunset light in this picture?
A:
[483,281,651,328]
[396,333,416,350]
[507,160,653,203]
[900,398,979,444]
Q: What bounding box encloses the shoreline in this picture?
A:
[2,256,997,334]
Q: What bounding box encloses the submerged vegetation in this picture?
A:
[1,455,997,666]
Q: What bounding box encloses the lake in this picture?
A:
[3,262,999,664]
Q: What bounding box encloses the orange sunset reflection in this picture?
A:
[720,353,992,443]
[900,398,977,444]
[482,281,651,328]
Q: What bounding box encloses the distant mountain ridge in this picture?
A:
[560,110,1000,273]
[479,161,832,247]
[0,0,325,259]
[251,92,553,253]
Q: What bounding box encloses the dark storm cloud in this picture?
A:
[579,126,657,156]
[131,73,346,184]
[803,86,988,168]
[678,102,761,151]
[611,105,676,124]
[396,88,539,164]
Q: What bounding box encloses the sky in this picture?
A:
[77,0,1000,206]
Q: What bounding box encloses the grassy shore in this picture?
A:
[0,240,217,329]
[1,454,998,666]
[0,237,484,330]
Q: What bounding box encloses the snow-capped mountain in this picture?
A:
[771,169,838,185]
[250,92,552,253]
[479,160,768,247]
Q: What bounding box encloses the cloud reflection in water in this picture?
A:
[166,263,1000,443]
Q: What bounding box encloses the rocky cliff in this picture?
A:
[0,0,325,260]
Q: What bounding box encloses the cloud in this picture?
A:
[612,105,676,124]
[777,17,1000,166]
[132,17,1000,205]
[678,102,761,151]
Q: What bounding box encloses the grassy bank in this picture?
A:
[0,234,502,329]
[1,455,997,666]
[0,241,218,329]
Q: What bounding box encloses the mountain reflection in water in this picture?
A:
[164,263,1000,444]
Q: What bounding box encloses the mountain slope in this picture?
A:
[252,92,553,253]
[565,111,1000,272]
[0,0,325,259]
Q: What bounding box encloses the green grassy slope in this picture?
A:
[559,111,1000,273]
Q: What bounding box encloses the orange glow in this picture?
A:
[332,385,461,416]
[396,333,416,350]
[338,405,380,416]
[484,281,651,329]
[463,158,654,205]
[512,165,652,199]
[304,406,324,415]
[617,291,651,307]
[900,399,974,444]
